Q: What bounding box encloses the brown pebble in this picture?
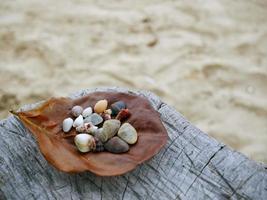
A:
[116,109,131,122]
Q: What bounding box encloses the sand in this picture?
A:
[0,0,267,163]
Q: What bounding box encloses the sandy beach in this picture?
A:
[0,0,266,163]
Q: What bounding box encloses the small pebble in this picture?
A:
[98,119,121,143]
[94,99,108,114]
[71,105,83,117]
[62,118,73,133]
[118,123,138,144]
[116,109,131,121]
[110,101,126,116]
[74,134,96,153]
[104,137,129,153]
[73,115,84,127]
[82,107,93,118]
[84,113,103,126]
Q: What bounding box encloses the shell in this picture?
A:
[104,136,129,153]
[94,99,108,114]
[93,137,105,152]
[118,123,138,144]
[82,107,93,118]
[76,123,98,134]
[98,119,121,143]
[71,105,83,117]
[62,118,74,133]
[74,134,96,153]
[101,113,111,121]
[110,101,126,116]
[116,109,131,122]
[73,115,84,127]
[104,109,112,115]
[84,113,103,126]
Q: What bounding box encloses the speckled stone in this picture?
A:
[118,123,138,144]
[84,113,103,126]
[97,119,121,143]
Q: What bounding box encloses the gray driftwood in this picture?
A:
[0,87,266,200]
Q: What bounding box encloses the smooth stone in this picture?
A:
[110,101,126,116]
[62,118,73,133]
[94,99,108,114]
[84,113,103,126]
[98,119,121,143]
[82,107,93,118]
[71,105,83,117]
[104,136,129,153]
[73,115,84,127]
[74,134,96,153]
[118,123,138,144]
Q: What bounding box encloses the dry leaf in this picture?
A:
[12,92,168,176]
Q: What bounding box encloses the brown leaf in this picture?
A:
[12,92,168,176]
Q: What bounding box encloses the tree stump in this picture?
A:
[0,87,266,200]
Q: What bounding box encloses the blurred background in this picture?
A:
[0,0,266,163]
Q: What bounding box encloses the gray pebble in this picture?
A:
[104,136,129,153]
[84,113,103,126]
[72,105,83,117]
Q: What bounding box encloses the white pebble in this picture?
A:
[62,118,73,133]
[82,107,93,118]
[73,115,84,127]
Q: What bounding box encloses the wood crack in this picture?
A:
[100,178,103,200]
[185,145,226,195]
[157,102,166,110]
[121,175,130,200]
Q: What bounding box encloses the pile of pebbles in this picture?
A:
[62,100,138,154]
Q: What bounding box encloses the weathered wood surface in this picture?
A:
[0,87,266,200]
